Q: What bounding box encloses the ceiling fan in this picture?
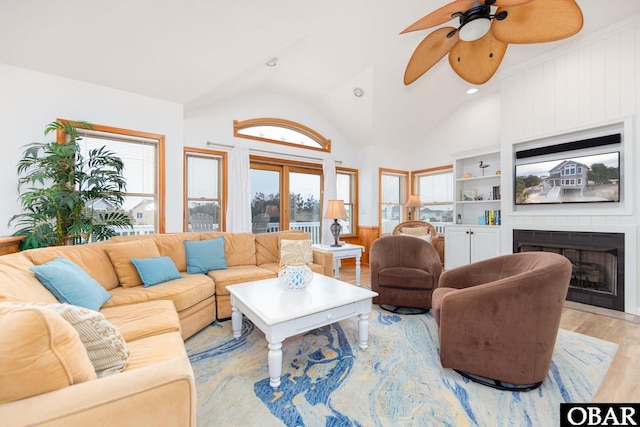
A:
[402,0,583,85]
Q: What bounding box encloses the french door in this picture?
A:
[249,162,322,242]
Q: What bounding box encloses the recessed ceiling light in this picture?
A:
[353,87,364,97]
[265,57,278,67]
[466,88,478,95]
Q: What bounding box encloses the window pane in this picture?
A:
[187,201,220,231]
[82,137,155,194]
[250,169,280,234]
[419,172,453,204]
[289,172,321,242]
[336,173,351,202]
[239,126,322,148]
[187,156,218,199]
[382,175,400,203]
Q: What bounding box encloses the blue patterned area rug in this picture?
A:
[185,307,617,427]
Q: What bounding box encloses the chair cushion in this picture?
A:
[30,257,112,311]
[401,226,432,237]
[378,267,435,290]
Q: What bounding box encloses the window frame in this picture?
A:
[234,118,331,152]
[412,165,454,224]
[57,119,166,234]
[183,147,227,232]
[336,167,358,238]
[379,168,409,234]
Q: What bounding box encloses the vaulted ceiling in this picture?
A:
[1,1,639,149]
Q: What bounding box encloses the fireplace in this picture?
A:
[513,230,624,311]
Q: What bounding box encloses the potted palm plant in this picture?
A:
[9,120,132,249]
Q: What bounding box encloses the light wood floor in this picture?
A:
[338,266,640,402]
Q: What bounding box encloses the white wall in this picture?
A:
[183,90,386,225]
[411,91,502,170]
[0,64,184,235]
[499,16,640,314]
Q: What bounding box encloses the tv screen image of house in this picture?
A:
[515,151,620,205]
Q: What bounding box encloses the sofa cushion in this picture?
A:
[202,232,256,267]
[184,238,227,274]
[207,266,276,296]
[153,232,201,272]
[131,256,183,287]
[0,303,97,403]
[24,242,120,291]
[17,303,130,377]
[30,257,112,311]
[280,239,313,266]
[104,274,215,312]
[0,254,58,304]
[123,331,188,372]
[100,300,182,342]
[106,239,161,288]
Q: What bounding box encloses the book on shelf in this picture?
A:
[484,209,501,225]
[491,185,501,200]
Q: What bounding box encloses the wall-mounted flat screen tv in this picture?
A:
[515,151,620,205]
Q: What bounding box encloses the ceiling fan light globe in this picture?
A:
[459,18,491,41]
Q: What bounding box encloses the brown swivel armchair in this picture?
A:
[370,235,442,313]
[432,251,572,391]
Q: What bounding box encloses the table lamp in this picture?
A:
[405,195,423,221]
[324,200,348,247]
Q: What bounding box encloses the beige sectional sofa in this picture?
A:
[0,230,332,427]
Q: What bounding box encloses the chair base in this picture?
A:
[454,370,543,392]
[380,304,429,315]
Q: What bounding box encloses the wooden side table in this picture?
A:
[312,243,365,286]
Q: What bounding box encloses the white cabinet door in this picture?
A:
[445,226,471,270]
[469,227,501,263]
[445,226,501,269]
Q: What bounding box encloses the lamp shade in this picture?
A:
[324,200,348,219]
[405,195,423,208]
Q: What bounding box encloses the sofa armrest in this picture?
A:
[0,356,196,427]
[312,249,334,277]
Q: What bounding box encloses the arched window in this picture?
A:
[234,118,331,152]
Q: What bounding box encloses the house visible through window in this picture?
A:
[414,166,454,224]
[75,123,164,235]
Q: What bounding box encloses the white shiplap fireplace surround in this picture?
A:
[501,117,637,314]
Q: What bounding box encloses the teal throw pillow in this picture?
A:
[184,238,227,274]
[131,256,183,287]
[30,257,112,311]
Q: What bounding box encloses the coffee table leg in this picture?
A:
[231,305,242,339]
[268,341,283,388]
[357,313,369,349]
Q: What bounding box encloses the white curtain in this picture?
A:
[226,147,252,232]
[321,158,337,245]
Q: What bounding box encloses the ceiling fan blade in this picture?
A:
[492,0,583,44]
[401,0,475,34]
[448,31,508,84]
[405,27,460,85]
[491,0,532,6]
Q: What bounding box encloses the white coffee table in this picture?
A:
[227,273,378,388]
